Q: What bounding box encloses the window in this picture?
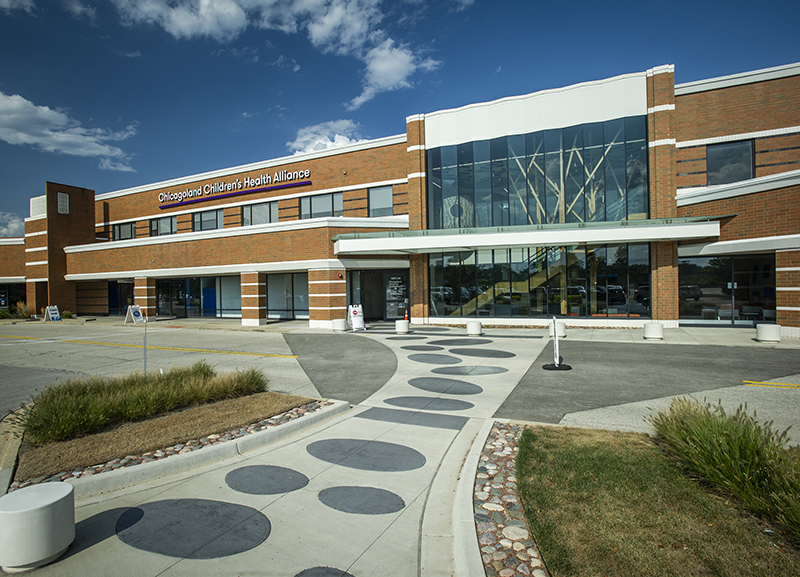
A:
[113,222,135,240]
[242,201,279,226]
[150,215,177,236]
[368,186,393,217]
[707,140,753,186]
[193,209,224,231]
[300,193,344,219]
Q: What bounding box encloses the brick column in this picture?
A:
[406,114,427,231]
[650,241,678,326]
[777,250,800,336]
[308,269,347,328]
[410,254,428,322]
[241,272,266,326]
[134,277,155,319]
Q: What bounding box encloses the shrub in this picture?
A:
[650,397,800,542]
[17,361,268,445]
[61,310,73,319]
[13,300,30,319]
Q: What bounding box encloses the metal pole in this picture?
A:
[143,320,147,374]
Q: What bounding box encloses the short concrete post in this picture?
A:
[0,483,75,573]
[331,319,346,332]
[395,319,410,334]
[466,320,482,336]
[643,322,664,340]
[549,320,566,338]
[756,323,781,343]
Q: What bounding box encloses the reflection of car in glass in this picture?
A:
[635,284,650,304]
[679,285,702,301]
[606,285,626,305]
[567,286,586,298]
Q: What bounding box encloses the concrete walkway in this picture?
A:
[2,320,799,576]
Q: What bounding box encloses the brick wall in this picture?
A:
[777,250,800,327]
[0,242,25,277]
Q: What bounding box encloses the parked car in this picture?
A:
[679,285,702,301]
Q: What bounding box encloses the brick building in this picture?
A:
[2,62,798,335]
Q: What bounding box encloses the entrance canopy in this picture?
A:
[333,217,722,256]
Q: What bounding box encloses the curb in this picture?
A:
[65,399,351,499]
[0,413,23,495]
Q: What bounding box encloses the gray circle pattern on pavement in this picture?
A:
[386,336,427,340]
[428,338,493,346]
[115,499,270,559]
[448,348,516,358]
[225,465,309,495]
[408,353,462,365]
[408,376,483,395]
[432,365,509,376]
[294,568,355,577]
[384,396,474,411]
[318,486,405,515]
[401,344,444,351]
[306,438,426,471]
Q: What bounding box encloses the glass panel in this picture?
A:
[333,193,344,217]
[493,249,511,316]
[459,251,477,317]
[476,250,494,316]
[441,146,458,228]
[587,245,607,317]
[270,201,279,222]
[368,186,392,217]
[626,137,648,220]
[268,274,292,319]
[429,254,445,316]
[527,132,545,225]
[566,246,586,317]
[491,138,509,227]
[607,245,629,316]
[547,246,566,316]
[300,196,311,219]
[628,244,649,318]
[604,142,626,221]
[508,135,528,226]
[733,254,776,324]
[427,148,442,229]
[707,141,753,186]
[441,252,462,316]
[510,248,530,316]
[311,194,332,218]
[564,126,585,223]
[458,143,475,228]
[584,144,605,222]
[252,203,271,225]
[217,276,240,318]
[678,256,732,321]
[293,273,309,319]
[474,141,491,227]
[544,129,563,224]
[528,247,548,317]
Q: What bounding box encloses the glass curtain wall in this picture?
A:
[429,244,650,319]
[428,116,648,229]
[267,273,309,319]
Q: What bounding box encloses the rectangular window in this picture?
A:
[113,222,135,241]
[300,197,311,219]
[150,215,177,236]
[368,186,394,217]
[707,140,754,185]
[311,194,332,218]
[242,201,278,226]
[193,209,224,231]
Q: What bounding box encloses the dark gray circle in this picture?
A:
[386,336,427,340]
[401,344,444,351]
[307,438,426,471]
[408,353,462,365]
[318,486,405,515]
[225,465,309,495]
[384,396,475,411]
[413,326,449,332]
[408,377,483,395]
[295,568,355,577]
[448,348,516,358]
[116,499,270,559]
[428,338,493,346]
[432,365,509,376]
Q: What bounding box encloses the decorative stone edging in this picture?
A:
[475,422,549,577]
[9,400,332,491]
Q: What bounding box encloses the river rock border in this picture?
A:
[475,421,549,577]
[10,400,332,491]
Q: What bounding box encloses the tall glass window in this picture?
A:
[193,209,224,231]
[707,141,753,186]
[243,201,279,226]
[150,216,177,236]
[368,186,393,217]
[428,116,648,229]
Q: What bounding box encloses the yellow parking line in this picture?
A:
[0,334,296,358]
[743,380,800,389]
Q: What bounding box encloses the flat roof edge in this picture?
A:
[675,62,800,95]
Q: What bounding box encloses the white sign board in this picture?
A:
[348,304,366,331]
[45,305,61,322]
[125,305,147,324]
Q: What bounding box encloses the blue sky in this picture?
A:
[1,0,798,236]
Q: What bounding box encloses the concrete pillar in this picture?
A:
[308,269,347,329]
[241,272,267,326]
[134,277,155,319]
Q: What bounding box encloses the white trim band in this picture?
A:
[407,145,425,152]
[24,231,47,237]
[679,233,800,257]
[647,65,674,77]
[25,261,47,266]
[676,169,800,206]
[0,276,25,283]
[25,247,47,252]
[408,172,426,180]
[647,104,675,113]
[308,280,346,284]
[0,238,25,246]
[777,287,800,291]
[777,306,800,312]
[777,267,800,272]
[649,139,676,148]
[309,294,347,298]
[308,306,348,310]
[27,278,48,283]
[676,125,800,149]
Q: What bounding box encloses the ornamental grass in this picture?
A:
[15,361,267,445]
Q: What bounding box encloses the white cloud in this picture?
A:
[268,55,300,72]
[109,0,452,108]
[0,91,137,172]
[63,0,97,22]
[286,119,367,154]
[0,0,34,13]
[0,211,24,237]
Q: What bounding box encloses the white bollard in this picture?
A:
[331,319,347,332]
[643,322,664,340]
[395,319,410,334]
[549,320,566,338]
[466,320,482,336]
[0,483,75,573]
[756,323,781,343]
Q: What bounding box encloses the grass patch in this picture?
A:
[15,361,267,445]
[650,397,800,543]
[516,426,799,577]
